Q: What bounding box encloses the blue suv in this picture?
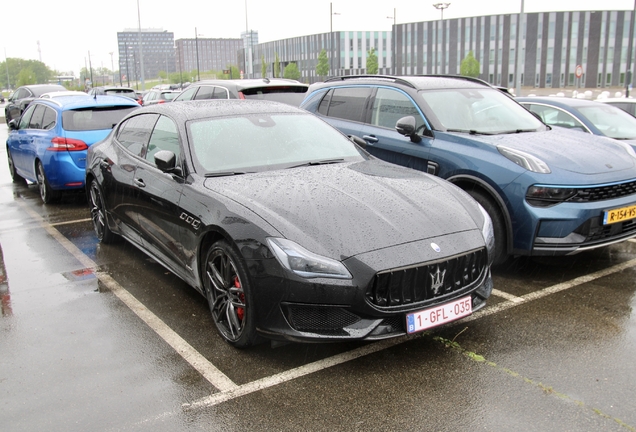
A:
[6,95,139,203]
[300,75,636,265]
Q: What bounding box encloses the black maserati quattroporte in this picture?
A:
[86,100,494,347]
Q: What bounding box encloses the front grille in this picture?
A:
[573,180,636,202]
[367,248,487,308]
[284,305,361,336]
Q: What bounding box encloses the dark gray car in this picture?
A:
[4,84,66,124]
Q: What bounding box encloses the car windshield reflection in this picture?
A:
[419,88,545,134]
[188,113,365,174]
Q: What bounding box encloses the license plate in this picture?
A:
[406,296,472,334]
[603,204,636,225]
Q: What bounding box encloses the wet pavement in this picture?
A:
[0,123,635,431]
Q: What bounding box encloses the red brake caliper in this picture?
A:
[234,276,245,321]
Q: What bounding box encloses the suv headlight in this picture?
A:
[498,145,551,173]
[267,238,352,279]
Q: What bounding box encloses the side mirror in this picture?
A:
[154,150,182,176]
[8,119,18,131]
[395,116,422,143]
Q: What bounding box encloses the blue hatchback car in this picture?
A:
[6,95,139,203]
[300,75,636,265]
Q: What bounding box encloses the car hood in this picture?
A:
[459,127,636,175]
[205,160,483,259]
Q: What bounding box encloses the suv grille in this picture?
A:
[573,180,636,202]
[366,248,487,308]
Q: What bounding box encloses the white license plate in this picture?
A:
[406,296,472,334]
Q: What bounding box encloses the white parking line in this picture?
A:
[15,200,238,393]
[50,218,92,226]
[491,289,525,303]
[14,199,636,410]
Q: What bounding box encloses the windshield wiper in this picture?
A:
[204,171,252,177]
[445,129,496,135]
[287,158,345,169]
[499,128,538,134]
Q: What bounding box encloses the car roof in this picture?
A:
[600,98,636,103]
[135,99,304,123]
[20,84,67,96]
[314,74,492,90]
[37,95,141,110]
[516,96,607,108]
[189,78,308,90]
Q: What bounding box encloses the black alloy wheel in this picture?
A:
[36,161,60,204]
[7,148,23,183]
[89,180,116,243]
[204,240,256,348]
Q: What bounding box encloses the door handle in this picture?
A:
[362,135,379,143]
[134,178,146,188]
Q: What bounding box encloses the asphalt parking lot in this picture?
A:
[1,122,635,432]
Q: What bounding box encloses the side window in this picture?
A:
[212,87,230,99]
[194,86,214,100]
[42,107,57,130]
[527,104,586,131]
[176,87,197,101]
[146,116,180,165]
[370,88,425,131]
[18,104,37,129]
[116,114,159,157]
[28,105,46,129]
[320,87,371,122]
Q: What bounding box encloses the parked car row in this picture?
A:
[6,74,636,349]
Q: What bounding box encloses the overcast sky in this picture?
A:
[3,0,636,76]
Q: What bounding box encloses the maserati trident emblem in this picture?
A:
[430,265,446,295]
[430,242,441,253]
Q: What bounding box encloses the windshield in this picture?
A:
[62,106,139,131]
[419,88,544,134]
[188,113,365,174]
[578,104,636,140]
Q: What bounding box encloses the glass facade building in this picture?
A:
[175,38,243,76]
[393,10,636,89]
[117,29,175,83]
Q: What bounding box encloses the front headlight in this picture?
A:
[267,238,352,279]
[498,145,551,173]
[478,204,495,265]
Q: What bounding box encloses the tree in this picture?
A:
[1,58,54,90]
[366,48,378,74]
[316,49,329,79]
[283,63,301,80]
[274,53,280,78]
[261,55,267,78]
[460,51,480,78]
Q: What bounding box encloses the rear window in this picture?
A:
[62,106,139,131]
[240,86,308,106]
[104,89,137,98]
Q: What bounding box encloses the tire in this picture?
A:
[36,161,61,204]
[467,189,509,267]
[88,180,117,244]
[7,147,24,184]
[203,240,257,348]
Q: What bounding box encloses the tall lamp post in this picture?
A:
[137,0,145,90]
[387,9,396,74]
[330,3,341,76]
[109,52,114,86]
[626,0,636,97]
[433,3,450,74]
[515,0,525,96]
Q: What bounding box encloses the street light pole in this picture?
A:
[387,9,396,74]
[433,3,450,75]
[626,0,636,97]
[109,52,114,86]
[515,0,525,96]
[195,27,200,81]
[137,0,145,90]
[330,3,341,77]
